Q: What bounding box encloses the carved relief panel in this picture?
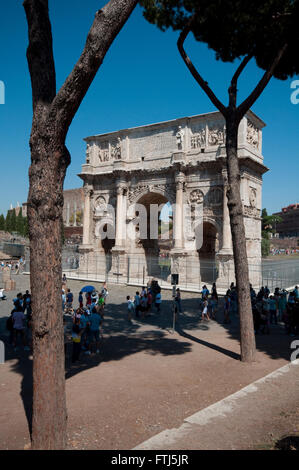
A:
[247,120,259,150]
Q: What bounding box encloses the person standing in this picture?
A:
[91,290,98,305]
[0,288,7,301]
[212,283,218,300]
[12,305,30,351]
[62,289,66,313]
[279,290,287,322]
[155,291,162,313]
[86,292,92,308]
[223,295,231,324]
[66,289,73,310]
[71,317,83,363]
[126,295,135,322]
[23,290,31,314]
[210,293,218,320]
[78,291,83,309]
[269,295,278,325]
[140,293,148,318]
[134,291,141,318]
[101,283,109,305]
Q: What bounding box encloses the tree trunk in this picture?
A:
[29,139,70,450]
[225,116,256,363]
[23,0,138,449]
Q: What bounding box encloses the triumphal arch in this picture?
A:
[78,111,267,289]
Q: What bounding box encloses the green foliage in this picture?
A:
[261,236,271,257]
[0,214,5,231]
[140,0,299,79]
[262,208,283,235]
[5,210,12,232]
[10,209,17,232]
[69,210,82,225]
[4,209,29,237]
[16,210,24,235]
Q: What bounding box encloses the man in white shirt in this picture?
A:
[0,288,6,300]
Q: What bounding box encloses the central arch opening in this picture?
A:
[133,192,173,281]
[198,221,219,283]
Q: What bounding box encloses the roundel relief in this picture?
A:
[94,196,107,216]
[189,189,204,204]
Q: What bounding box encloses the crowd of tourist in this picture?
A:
[251,285,299,336]
[5,290,32,351]
[194,282,299,336]
[270,248,299,255]
[0,258,26,274]
[3,269,299,363]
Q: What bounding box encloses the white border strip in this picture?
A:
[133,361,299,450]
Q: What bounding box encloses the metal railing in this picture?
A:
[56,250,299,293]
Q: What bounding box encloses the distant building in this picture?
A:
[274,204,299,238]
[8,188,84,242]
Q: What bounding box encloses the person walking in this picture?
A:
[201,296,210,321]
[12,304,30,351]
[87,307,102,354]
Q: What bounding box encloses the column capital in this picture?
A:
[175,171,185,189]
[83,184,93,197]
[116,183,127,196]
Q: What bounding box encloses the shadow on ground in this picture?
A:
[0,290,297,446]
[275,435,299,450]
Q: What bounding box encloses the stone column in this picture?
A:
[170,172,187,286]
[216,172,235,288]
[82,185,93,245]
[73,201,77,227]
[220,175,233,254]
[115,184,125,248]
[173,172,185,250]
[66,203,70,227]
[111,182,128,282]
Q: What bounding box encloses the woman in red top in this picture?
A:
[86,292,92,307]
[147,291,153,313]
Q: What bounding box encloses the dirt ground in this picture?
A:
[0,275,298,450]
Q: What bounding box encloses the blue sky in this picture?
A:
[0,1,298,217]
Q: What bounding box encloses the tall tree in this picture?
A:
[16,210,25,236]
[0,214,5,231]
[5,210,11,233]
[10,208,17,232]
[23,0,137,449]
[140,0,298,362]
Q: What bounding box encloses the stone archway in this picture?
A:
[129,191,173,281]
[198,221,219,283]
